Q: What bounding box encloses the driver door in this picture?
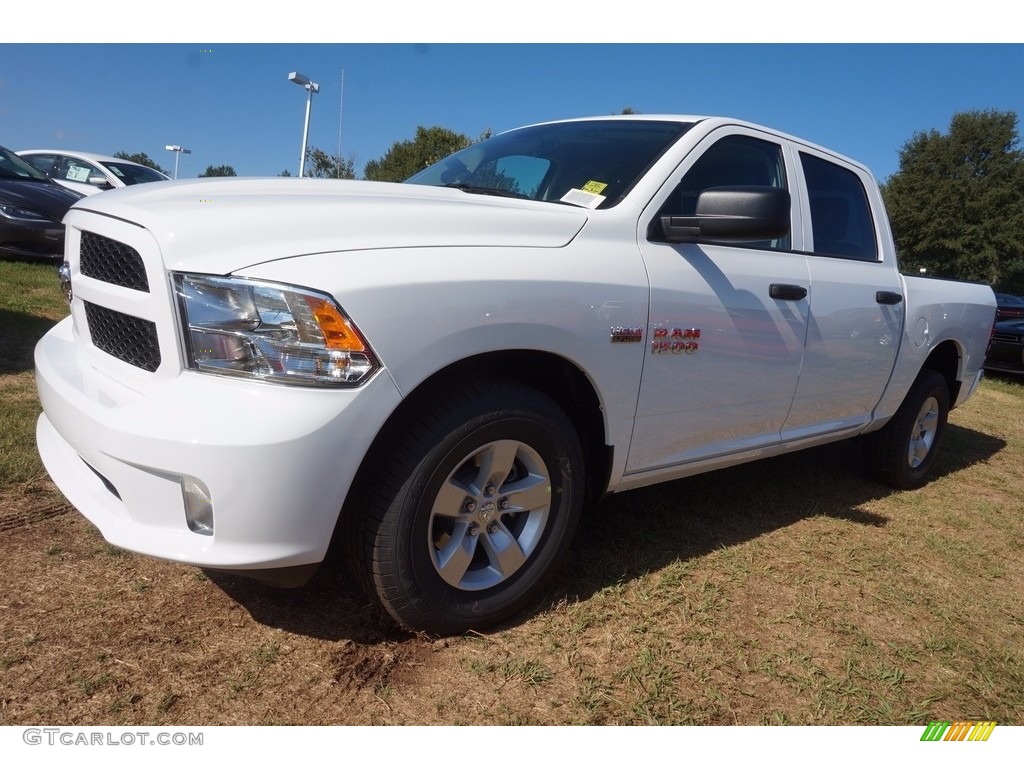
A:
[628,128,810,474]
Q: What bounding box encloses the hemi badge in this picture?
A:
[610,327,643,343]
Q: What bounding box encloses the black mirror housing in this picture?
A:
[660,185,790,244]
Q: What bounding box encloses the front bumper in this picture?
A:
[35,315,402,576]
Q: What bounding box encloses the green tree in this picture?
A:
[114,151,168,175]
[882,110,1024,289]
[303,147,356,179]
[363,126,472,182]
[198,165,237,177]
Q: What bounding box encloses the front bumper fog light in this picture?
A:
[182,476,214,536]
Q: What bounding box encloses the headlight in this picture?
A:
[0,203,54,222]
[173,273,378,387]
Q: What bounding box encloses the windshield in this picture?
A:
[406,119,692,209]
[0,146,51,181]
[101,161,168,185]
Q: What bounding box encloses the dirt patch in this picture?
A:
[331,638,432,692]
[0,480,69,532]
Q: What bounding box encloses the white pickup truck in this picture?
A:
[35,116,996,634]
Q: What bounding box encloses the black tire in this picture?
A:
[865,369,949,489]
[351,378,584,635]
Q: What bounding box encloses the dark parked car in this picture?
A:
[995,293,1024,322]
[0,144,82,260]
[984,318,1024,375]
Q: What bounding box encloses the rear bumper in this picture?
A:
[35,315,402,575]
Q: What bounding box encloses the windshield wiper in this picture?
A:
[442,183,530,200]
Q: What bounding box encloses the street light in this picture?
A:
[164,145,191,179]
[288,71,319,177]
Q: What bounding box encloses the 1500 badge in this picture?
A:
[651,327,700,354]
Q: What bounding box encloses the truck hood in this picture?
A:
[70,177,590,274]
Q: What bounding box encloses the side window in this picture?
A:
[801,152,878,262]
[659,134,789,250]
[59,157,103,184]
[24,154,58,176]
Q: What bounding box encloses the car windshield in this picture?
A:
[0,146,51,181]
[100,161,168,185]
[406,119,693,209]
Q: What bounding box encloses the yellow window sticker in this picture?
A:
[581,181,608,195]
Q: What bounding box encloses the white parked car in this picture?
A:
[17,150,170,196]
[35,115,997,635]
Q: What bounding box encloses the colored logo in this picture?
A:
[920,721,996,742]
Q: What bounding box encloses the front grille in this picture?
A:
[80,231,149,292]
[84,302,161,372]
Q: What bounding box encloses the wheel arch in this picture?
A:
[350,350,612,511]
[921,339,962,407]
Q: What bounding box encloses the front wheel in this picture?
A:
[351,378,584,635]
[866,369,949,489]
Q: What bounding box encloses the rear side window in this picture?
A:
[801,153,878,262]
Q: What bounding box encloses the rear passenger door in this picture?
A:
[780,150,904,440]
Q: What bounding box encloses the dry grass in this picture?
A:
[2,260,1022,725]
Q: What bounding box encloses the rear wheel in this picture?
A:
[866,369,949,489]
[351,378,584,635]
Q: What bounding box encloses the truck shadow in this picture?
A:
[0,308,62,375]
[207,423,1005,643]
[552,422,1003,607]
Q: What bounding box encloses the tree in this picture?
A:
[198,165,236,177]
[278,169,292,177]
[363,126,472,183]
[882,110,1024,290]
[303,147,356,179]
[114,151,168,175]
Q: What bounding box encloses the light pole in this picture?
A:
[164,145,191,179]
[288,71,319,177]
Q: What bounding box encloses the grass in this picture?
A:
[0,260,67,488]
[1,259,1023,725]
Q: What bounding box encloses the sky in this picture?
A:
[2,7,1023,184]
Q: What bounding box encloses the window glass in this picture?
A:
[0,147,50,180]
[101,162,168,185]
[470,155,551,199]
[60,157,104,184]
[659,133,789,249]
[407,120,692,209]
[23,154,58,175]
[801,152,878,262]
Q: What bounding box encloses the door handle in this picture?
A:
[876,291,903,305]
[769,284,807,301]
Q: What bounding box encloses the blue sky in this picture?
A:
[3,9,1022,183]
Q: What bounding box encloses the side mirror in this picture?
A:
[660,186,790,244]
[88,174,112,189]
